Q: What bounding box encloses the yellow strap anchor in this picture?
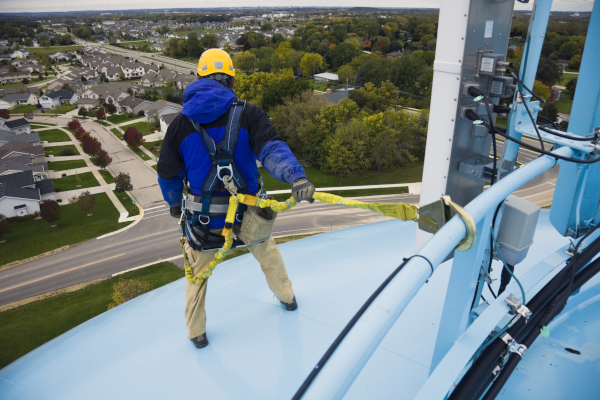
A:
[181,192,474,285]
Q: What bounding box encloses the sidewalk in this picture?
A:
[43,141,75,147]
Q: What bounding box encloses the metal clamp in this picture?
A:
[505,294,532,319]
[417,195,477,251]
[500,333,527,357]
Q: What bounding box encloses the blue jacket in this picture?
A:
[157,79,306,229]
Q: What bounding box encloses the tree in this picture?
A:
[81,136,101,156]
[74,126,88,141]
[372,39,390,53]
[38,73,43,80]
[40,200,61,224]
[233,51,258,73]
[186,32,203,58]
[0,214,13,242]
[106,103,117,115]
[24,111,34,120]
[299,53,323,77]
[124,127,145,147]
[536,57,562,86]
[118,72,125,81]
[328,42,361,69]
[162,78,175,99]
[260,22,274,31]
[78,106,89,117]
[337,65,355,87]
[354,67,365,88]
[539,102,559,123]
[566,76,578,99]
[568,54,582,70]
[93,149,112,169]
[200,33,218,49]
[22,78,29,84]
[533,80,551,101]
[68,119,81,130]
[558,41,580,60]
[77,191,96,215]
[107,278,151,310]
[0,109,9,120]
[96,108,106,120]
[115,172,133,193]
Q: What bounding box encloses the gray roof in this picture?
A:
[35,179,55,195]
[4,118,30,129]
[119,96,147,109]
[46,89,74,100]
[323,91,350,105]
[0,130,39,144]
[161,113,179,125]
[3,93,32,102]
[0,182,40,201]
[0,170,35,187]
[0,158,44,175]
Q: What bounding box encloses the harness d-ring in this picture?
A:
[442,195,476,251]
[199,216,210,225]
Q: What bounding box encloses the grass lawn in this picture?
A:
[0,261,183,368]
[0,193,129,266]
[1,77,50,88]
[94,120,110,127]
[48,160,87,172]
[307,79,328,91]
[495,117,508,128]
[142,140,162,156]
[260,163,424,191]
[47,104,77,115]
[38,129,71,142]
[122,121,156,135]
[152,164,157,170]
[270,186,409,202]
[559,73,578,87]
[114,190,139,216]
[44,144,80,157]
[99,169,115,184]
[555,91,574,115]
[110,127,124,140]
[107,114,143,124]
[128,145,150,160]
[11,105,38,114]
[52,172,100,192]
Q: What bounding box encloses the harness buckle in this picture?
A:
[217,164,233,182]
[199,216,210,225]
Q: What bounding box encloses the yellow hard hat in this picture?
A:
[197,48,235,77]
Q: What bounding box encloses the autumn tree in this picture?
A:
[337,65,355,87]
[77,191,96,215]
[68,119,81,130]
[0,109,10,120]
[24,111,34,120]
[233,51,258,73]
[107,278,151,310]
[115,172,133,192]
[74,126,88,141]
[299,53,323,78]
[22,78,29,84]
[78,106,89,117]
[93,149,112,169]
[124,127,145,147]
[40,200,61,224]
[106,103,117,115]
[96,108,106,120]
[81,136,101,156]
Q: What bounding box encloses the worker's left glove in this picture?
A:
[292,178,315,203]
[170,206,182,218]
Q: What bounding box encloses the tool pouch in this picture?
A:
[236,204,277,246]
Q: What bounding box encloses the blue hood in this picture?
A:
[181,79,237,124]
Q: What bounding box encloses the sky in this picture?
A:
[0,0,595,13]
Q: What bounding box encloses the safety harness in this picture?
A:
[181,100,254,252]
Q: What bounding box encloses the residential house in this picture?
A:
[0,71,31,84]
[48,52,71,62]
[81,82,133,106]
[0,170,54,204]
[0,129,40,146]
[76,98,100,110]
[121,62,146,79]
[102,66,123,81]
[0,99,9,110]
[118,96,151,115]
[0,140,45,164]
[46,79,84,94]
[1,119,31,135]
[0,155,46,180]
[314,72,339,83]
[0,180,41,217]
[2,93,39,109]
[143,100,183,121]
[159,113,178,131]
[38,89,78,109]
[323,91,350,105]
[0,54,11,62]
[10,50,29,59]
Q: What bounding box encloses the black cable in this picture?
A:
[480,122,600,165]
[487,201,504,299]
[539,124,598,142]
[483,98,498,185]
[536,115,559,130]
[507,68,546,105]
[487,283,497,299]
[516,83,546,151]
[292,254,433,399]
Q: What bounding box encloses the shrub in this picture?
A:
[68,119,81,130]
[107,278,151,310]
[78,106,89,117]
[96,108,106,120]
[124,127,145,147]
[0,214,13,241]
[58,147,76,156]
[77,191,96,214]
[4,213,38,223]
[40,200,61,223]
[0,109,9,120]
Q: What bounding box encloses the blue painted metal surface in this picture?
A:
[0,212,577,400]
[498,0,553,178]
[550,0,600,237]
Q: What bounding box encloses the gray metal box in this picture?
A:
[496,195,541,265]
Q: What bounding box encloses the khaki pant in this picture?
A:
[183,208,294,339]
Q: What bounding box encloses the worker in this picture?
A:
[157,49,315,349]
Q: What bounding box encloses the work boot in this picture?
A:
[280,296,298,311]
[190,333,208,348]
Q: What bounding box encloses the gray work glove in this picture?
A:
[292,178,315,203]
[170,206,182,218]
